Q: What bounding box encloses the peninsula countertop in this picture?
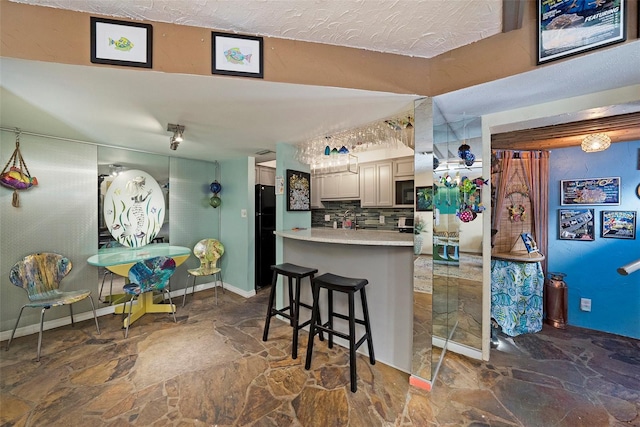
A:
[275,228,413,246]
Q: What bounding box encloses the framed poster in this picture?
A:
[559,208,595,240]
[90,17,153,68]
[212,32,264,78]
[416,186,433,211]
[601,210,636,239]
[286,169,310,211]
[537,0,626,64]
[560,177,620,205]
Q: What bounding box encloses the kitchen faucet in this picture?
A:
[343,210,352,229]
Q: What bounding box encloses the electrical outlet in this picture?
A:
[379,215,385,224]
[580,298,591,312]
[241,209,247,218]
[324,214,330,221]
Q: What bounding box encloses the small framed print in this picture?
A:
[212,32,264,78]
[520,232,539,253]
[559,208,595,241]
[601,211,636,239]
[91,17,153,68]
[286,169,310,211]
[560,177,620,205]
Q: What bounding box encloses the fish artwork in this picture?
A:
[109,37,134,52]
[224,47,252,65]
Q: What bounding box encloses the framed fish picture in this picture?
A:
[90,17,153,68]
[212,32,264,78]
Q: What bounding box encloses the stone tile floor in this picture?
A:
[1,287,638,426]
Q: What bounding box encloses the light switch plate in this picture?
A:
[241,209,247,218]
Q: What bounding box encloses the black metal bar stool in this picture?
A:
[304,272,375,392]
[262,263,323,359]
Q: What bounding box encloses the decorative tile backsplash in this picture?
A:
[311,200,413,231]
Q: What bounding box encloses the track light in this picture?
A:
[167,123,185,150]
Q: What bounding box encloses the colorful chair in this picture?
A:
[7,253,101,361]
[183,239,224,306]
[123,256,177,338]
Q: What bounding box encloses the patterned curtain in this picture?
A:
[523,151,550,275]
[491,151,515,248]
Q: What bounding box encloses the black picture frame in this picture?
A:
[286,169,310,211]
[560,177,620,205]
[601,210,636,239]
[90,17,153,68]
[537,0,626,64]
[559,208,595,241]
[416,186,433,211]
[212,32,264,78]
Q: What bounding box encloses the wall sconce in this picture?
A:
[581,133,611,153]
[167,123,185,150]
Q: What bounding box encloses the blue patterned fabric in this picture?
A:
[491,259,544,337]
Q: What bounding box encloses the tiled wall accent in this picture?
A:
[311,200,414,230]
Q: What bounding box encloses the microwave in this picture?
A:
[395,179,414,206]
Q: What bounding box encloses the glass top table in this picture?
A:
[87,243,192,328]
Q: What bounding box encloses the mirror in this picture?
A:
[432,114,483,369]
[97,147,170,305]
[411,98,434,381]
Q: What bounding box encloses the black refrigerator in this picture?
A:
[255,184,276,290]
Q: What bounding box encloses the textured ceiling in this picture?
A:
[10,0,503,58]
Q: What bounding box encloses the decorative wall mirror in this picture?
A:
[98,147,170,247]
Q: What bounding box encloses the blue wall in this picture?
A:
[548,140,640,339]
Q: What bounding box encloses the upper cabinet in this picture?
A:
[360,161,393,207]
[311,176,324,208]
[318,172,360,200]
[256,166,276,186]
[394,157,415,177]
[393,157,415,207]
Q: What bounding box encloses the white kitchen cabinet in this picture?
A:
[318,172,359,200]
[256,166,276,186]
[360,161,392,207]
[393,157,414,177]
[311,176,324,208]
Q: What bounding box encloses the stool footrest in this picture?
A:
[331,312,367,327]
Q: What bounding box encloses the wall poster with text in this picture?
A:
[538,0,626,64]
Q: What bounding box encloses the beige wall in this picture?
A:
[2,0,637,97]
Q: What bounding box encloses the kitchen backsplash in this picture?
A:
[311,200,413,231]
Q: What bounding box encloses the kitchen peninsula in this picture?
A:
[275,228,414,372]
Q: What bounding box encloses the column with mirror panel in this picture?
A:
[412,100,485,386]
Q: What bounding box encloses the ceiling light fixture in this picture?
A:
[167,123,185,150]
[581,133,611,153]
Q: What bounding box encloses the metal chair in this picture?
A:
[123,256,177,338]
[97,240,122,304]
[182,239,225,306]
[6,253,101,361]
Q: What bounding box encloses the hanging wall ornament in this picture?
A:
[209,180,222,208]
[0,131,38,207]
[433,156,440,170]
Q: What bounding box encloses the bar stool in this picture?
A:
[262,263,323,359]
[304,272,375,392]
